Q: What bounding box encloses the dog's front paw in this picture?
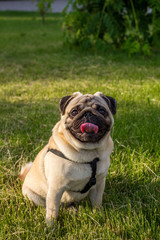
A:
[67,205,78,215]
[46,216,57,228]
[46,218,54,228]
[46,213,57,228]
[93,206,104,216]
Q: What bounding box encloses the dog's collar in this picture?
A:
[47,148,99,194]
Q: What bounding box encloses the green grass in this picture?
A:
[0,11,160,240]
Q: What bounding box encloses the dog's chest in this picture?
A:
[60,159,109,203]
[65,159,109,190]
[45,153,110,203]
[45,152,110,191]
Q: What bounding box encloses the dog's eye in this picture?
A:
[71,109,78,117]
[98,108,107,116]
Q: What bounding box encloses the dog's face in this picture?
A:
[59,92,117,147]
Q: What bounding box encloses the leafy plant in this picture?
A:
[34,0,54,24]
[63,0,160,54]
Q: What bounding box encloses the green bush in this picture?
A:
[63,0,160,54]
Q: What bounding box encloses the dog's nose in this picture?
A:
[84,112,93,117]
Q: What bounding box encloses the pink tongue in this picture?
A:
[81,123,99,134]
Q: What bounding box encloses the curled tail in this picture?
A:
[18,162,32,181]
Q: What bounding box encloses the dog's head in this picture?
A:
[59,92,117,148]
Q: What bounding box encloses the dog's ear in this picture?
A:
[102,95,117,115]
[59,95,74,115]
[59,92,83,115]
[95,92,117,115]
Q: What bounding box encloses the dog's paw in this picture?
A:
[46,214,56,228]
[93,206,104,216]
[46,218,54,228]
[67,205,78,215]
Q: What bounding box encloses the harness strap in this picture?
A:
[47,148,69,160]
[47,148,99,194]
[79,157,99,194]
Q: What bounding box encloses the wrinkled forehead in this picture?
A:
[67,94,108,110]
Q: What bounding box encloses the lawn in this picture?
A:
[0,11,160,240]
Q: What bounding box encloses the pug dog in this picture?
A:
[19,92,117,227]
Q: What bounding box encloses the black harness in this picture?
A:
[47,148,99,194]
